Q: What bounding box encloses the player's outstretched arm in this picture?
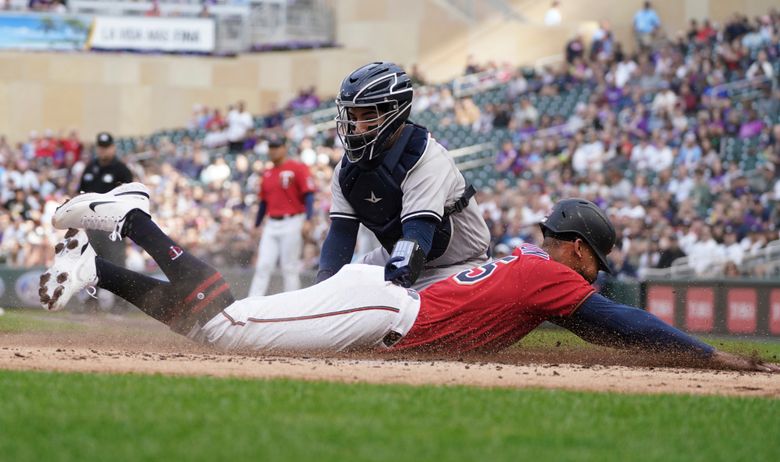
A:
[552,294,779,372]
[316,217,359,283]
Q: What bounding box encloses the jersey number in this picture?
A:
[453,256,517,285]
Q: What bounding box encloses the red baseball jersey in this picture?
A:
[394,243,596,353]
[260,159,315,216]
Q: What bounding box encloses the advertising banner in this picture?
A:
[770,289,780,335]
[685,287,714,332]
[646,285,675,325]
[89,16,215,53]
[726,288,757,334]
[0,13,90,50]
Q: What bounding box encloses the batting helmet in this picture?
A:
[540,198,616,273]
[335,62,413,164]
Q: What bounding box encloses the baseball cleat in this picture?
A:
[39,229,98,311]
[52,182,150,241]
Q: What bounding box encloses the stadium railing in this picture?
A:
[742,240,780,278]
[452,68,513,98]
[643,238,780,281]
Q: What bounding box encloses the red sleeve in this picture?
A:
[525,259,595,318]
[296,162,315,195]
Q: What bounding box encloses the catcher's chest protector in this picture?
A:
[339,123,449,255]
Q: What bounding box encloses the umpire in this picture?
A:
[78,132,134,267]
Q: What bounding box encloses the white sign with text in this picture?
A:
[90,16,215,53]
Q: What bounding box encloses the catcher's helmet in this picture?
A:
[540,198,616,273]
[335,62,413,164]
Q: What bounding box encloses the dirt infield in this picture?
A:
[1,314,778,398]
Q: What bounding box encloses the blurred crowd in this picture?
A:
[2,5,780,282]
[0,102,344,274]
[480,5,780,280]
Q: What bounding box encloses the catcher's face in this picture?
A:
[347,106,386,135]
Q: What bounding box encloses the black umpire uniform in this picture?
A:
[78,132,133,267]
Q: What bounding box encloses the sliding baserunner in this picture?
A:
[38,183,779,372]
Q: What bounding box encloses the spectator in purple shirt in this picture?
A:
[495,140,518,177]
[739,109,765,138]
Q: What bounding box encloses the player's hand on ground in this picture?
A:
[710,350,780,372]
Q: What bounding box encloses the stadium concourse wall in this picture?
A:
[0,49,374,144]
[3,265,779,338]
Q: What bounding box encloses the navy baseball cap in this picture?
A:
[267,133,287,148]
[96,132,114,147]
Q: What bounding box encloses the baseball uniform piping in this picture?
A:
[220,306,401,327]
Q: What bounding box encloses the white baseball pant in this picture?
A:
[189,264,420,352]
[249,214,305,296]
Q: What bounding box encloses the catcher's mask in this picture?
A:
[335,61,413,164]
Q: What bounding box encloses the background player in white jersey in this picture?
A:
[317,62,491,290]
[248,133,315,296]
[40,184,779,372]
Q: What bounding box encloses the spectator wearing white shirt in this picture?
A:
[773,176,780,201]
[226,101,253,153]
[566,102,587,133]
[200,157,231,186]
[614,56,638,89]
[630,136,657,171]
[648,131,674,172]
[746,50,774,80]
[722,227,744,266]
[571,130,605,176]
[513,98,539,126]
[651,85,677,115]
[667,165,695,203]
[618,195,647,220]
[411,86,432,114]
[204,124,228,149]
[506,72,528,100]
[687,225,723,275]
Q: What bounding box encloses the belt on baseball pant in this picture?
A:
[269,213,303,221]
